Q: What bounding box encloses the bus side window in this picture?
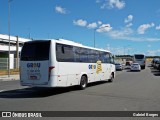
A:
[56,43,74,62]
[73,46,80,62]
[100,52,108,63]
[88,49,95,63]
[110,55,115,64]
[61,46,65,54]
[106,53,110,63]
[94,51,100,62]
[79,48,88,62]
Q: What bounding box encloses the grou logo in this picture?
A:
[27,63,41,68]
[88,65,96,69]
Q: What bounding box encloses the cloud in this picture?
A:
[110,47,124,55]
[98,21,102,25]
[96,24,112,32]
[146,50,160,56]
[101,0,125,9]
[108,27,133,38]
[124,15,133,23]
[137,23,155,34]
[126,23,133,27]
[156,25,160,30]
[107,27,160,42]
[109,36,160,42]
[96,0,101,3]
[55,6,67,14]
[73,19,87,27]
[87,22,98,29]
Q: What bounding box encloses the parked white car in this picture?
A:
[130,63,141,71]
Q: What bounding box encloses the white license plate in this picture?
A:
[29,76,38,80]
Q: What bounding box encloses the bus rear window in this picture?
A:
[21,41,50,61]
[135,55,145,59]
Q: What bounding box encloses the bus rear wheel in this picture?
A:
[80,76,87,90]
[108,73,113,82]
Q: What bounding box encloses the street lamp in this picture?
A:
[93,25,109,48]
[123,45,130,55]
[8,0,11,77]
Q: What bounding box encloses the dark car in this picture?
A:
[151,58,159,68]
[125,61,132,69]
[156,61,160,71]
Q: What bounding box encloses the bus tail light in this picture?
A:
[48,66,55,80]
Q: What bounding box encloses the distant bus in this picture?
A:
[133,54,146,69]
[20,39,115,89]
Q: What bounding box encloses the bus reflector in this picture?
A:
[48,66,55,80]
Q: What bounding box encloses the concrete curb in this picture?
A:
[0,75,19,81]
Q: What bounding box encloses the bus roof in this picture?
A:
[34,39,111,53]
[134,54,145,55]
[53,39,111,53]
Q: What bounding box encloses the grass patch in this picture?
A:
[0,69,19,75]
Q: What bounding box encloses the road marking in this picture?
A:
[0,90,4,92]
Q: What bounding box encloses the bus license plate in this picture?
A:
[30,76,38,80]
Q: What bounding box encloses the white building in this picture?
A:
[0,34,31,52]
[0,34,31,69]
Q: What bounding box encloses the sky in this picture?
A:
[0,0,160,56]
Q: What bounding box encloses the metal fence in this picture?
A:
[0,58,19,70]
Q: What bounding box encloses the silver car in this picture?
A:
[130,63,141,71]
[115,63,124,71]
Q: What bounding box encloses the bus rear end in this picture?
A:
[133,54,146,69]
[20,40,53,87]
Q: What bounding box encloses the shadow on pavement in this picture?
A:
[0,81,109,99]
[0,87,78,99]
[150,67,160,76]
[126,70,140,72]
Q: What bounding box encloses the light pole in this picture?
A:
[123,45,130,55]
[94,29,96,48]
[8,0,11,77]
[93,25,109,48]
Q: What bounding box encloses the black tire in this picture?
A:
[80,76,87,90]
[108,74,113,82]
[141,66,145,69]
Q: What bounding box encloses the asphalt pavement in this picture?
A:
[0,64,160,120]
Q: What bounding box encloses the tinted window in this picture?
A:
[79,48,89,62]
[88,49,96,63]
[21,41,50,61]
[56,43,112,63]
[110,54,115,64]
[100,52,110,63]
[94,51,100,62]
[135,55,145,59]
[126,62,131,65]
[73,47,80,62]
[56,43,74,62]
[133,63,139,65]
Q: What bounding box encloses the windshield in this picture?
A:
[133,63,139,65]
[21,40,50,61]
[134,55,145,59]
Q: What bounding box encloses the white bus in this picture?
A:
[20,39,115,89]
[133,54,146,69]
